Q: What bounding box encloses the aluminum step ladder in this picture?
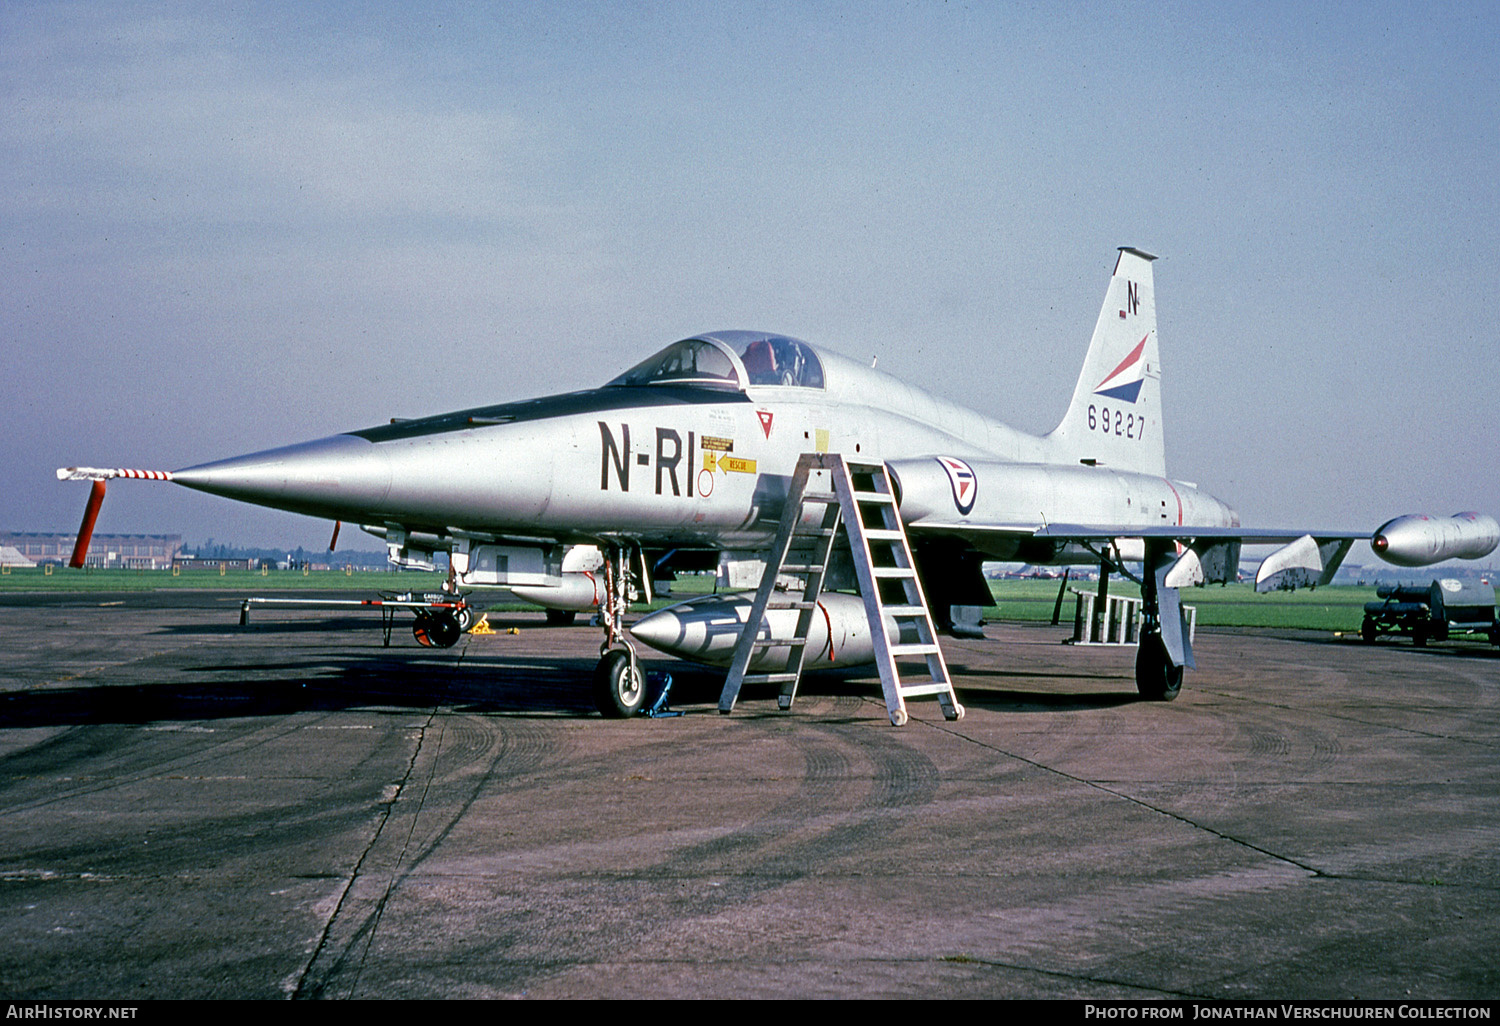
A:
[719,453,964,726]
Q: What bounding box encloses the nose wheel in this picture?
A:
[594,649,647,718]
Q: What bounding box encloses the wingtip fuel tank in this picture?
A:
[1371,512,1500,568]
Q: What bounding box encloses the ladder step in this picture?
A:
[751,637,808,649]
[853,491,896,505]
[882,604,932,618]
[898,682,954,698]
[801,491,838,504]
[743,672,802,685]
[871,566,917,579]
[766,599,817,610]
[861,529,905,541]
[889,643,941,657]
[790,527,838,538]
[780,564,825,574]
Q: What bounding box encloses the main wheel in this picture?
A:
[594,650,646,718]
[1136,632,1183,701]
[1361,617,1377,644]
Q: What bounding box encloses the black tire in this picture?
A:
[545,609,577,627]
[412,612,435,647]
[454,606,475,632]
[594,650,646,718]
[1361,618,1377,644]
[413,611,462,649]
[1412,623,1428,648]
[1136,632,1183,701]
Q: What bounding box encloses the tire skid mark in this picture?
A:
[0,713,338,817]
[294,703,566,998]
[928,701,1330,877]
[497,717,942,996]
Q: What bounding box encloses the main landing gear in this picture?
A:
[1135,630,1183,701]
[1083,540,1188,701]
[1134,541,1189,701]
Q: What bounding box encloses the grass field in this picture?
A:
[0,566,449,593]
[0,564,1442,631]
[982,577,1386,632]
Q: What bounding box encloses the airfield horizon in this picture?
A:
[2,569,1495,635]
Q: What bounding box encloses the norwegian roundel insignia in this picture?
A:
[936,457,977,515]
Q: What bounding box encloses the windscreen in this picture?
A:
[607,339,741,389]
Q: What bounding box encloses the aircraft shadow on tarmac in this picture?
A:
[0,653,606,727]
[0,643,888,728]
[939,661,1146,711]
[950,688,1143,712]
[0,644,1145,728]
[1348,640,1500,659]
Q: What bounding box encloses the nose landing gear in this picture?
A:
[593,542,652,717]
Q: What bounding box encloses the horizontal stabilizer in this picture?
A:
[1255,535,1354,593]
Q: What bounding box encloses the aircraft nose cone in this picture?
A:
[171,434,393,519]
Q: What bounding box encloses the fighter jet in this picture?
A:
[59,248,1491,719]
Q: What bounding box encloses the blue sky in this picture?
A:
[3,2,1496,562]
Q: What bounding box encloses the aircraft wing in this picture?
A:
[1032,524,1366,545]
[906,520,1368,592]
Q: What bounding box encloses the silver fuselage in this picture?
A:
[170,341,1238,559]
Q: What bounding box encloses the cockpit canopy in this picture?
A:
[607,332,825,391]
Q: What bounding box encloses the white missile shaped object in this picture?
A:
[508,545,606,613]
[630,591,914,671]
[1371,512,1500,567]
[510,573,604,613]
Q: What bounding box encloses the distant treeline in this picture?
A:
[190,541,393,568]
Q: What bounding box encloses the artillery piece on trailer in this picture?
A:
[1361,579,1498,647]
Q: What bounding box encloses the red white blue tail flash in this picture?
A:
[1092,333,1150,403]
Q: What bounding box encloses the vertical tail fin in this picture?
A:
[1045,247,1166,476]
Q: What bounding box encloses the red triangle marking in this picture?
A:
[1096,333,1149,389]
